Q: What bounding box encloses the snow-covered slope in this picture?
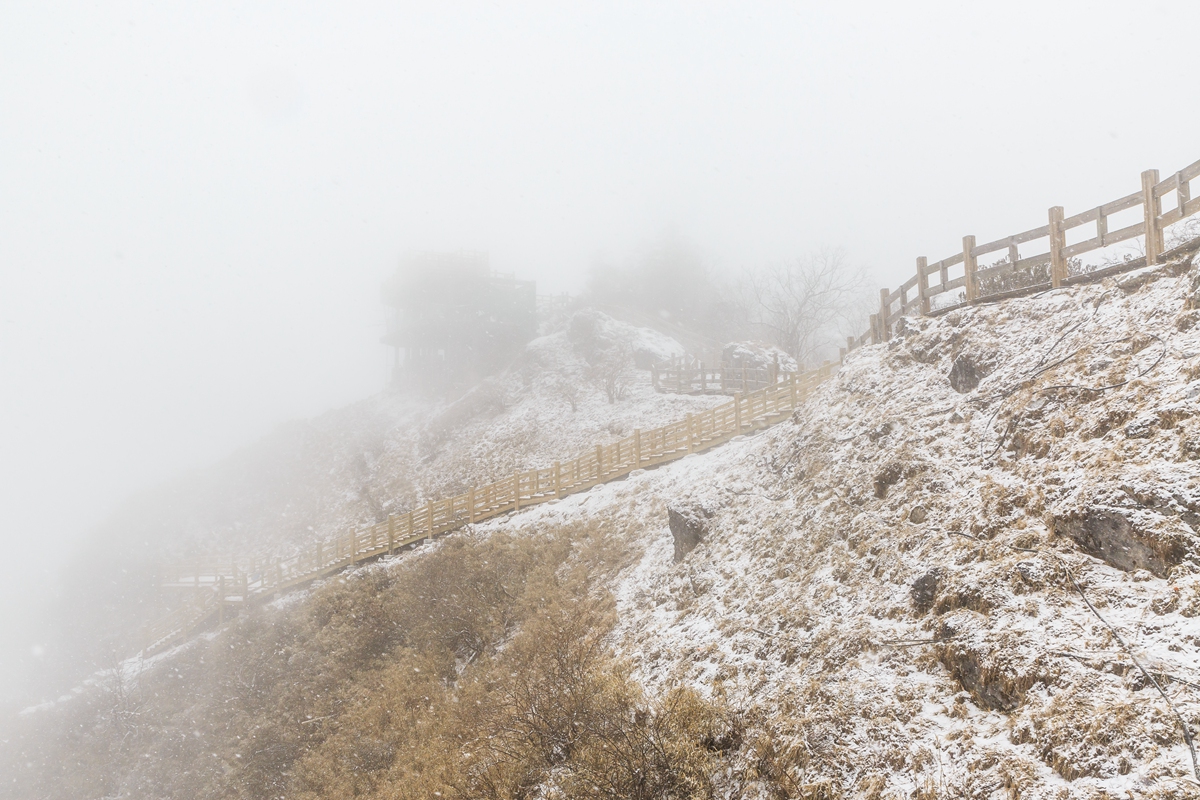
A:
[468,257,1200,796]
[33,259,1200,797]
[50,310,722,685]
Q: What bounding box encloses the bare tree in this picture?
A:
[552,374,582,412]
[742,249,868,367]
[589,345,632,404]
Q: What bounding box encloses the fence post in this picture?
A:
[878,288,890,340]
[963,235,978,302]
[407,509,415,544]
[687,414,695,454]
[426,501,434,539]
[349,529,357,564]
[387,514,395,553]
[789,373,798,408]
[1142,169,1163,265]
[734,392,742,432]
[634,429,641,466]
[595,445,604,479]
[554,462,562,498]
[916,256,930,315]
[1048,206,1066,287]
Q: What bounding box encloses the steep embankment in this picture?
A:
[591,256,1200,796]
[457,255,1200,795]
[12,260,1200,799]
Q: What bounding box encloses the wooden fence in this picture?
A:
[651,355,789,395]
[146,156,1200,655]
[848,157,1200,352]
[144,362,837,654]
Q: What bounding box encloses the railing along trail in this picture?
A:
[145,362,837,654]
[853,157,1200,352]
[147,155,1200,656]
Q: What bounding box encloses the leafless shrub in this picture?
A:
[976,255,1051,295]
[99,655,145,743]
[458,597,727,800]
[589,345,633,403]
[553,373,583,412]
[1166,214,1200,252]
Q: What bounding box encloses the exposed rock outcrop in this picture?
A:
[667,503,713,563]
[1051,507,1195,578]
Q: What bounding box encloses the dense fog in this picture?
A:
[2,0,1199,705]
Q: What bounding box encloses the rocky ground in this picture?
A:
[478,255,1200,796]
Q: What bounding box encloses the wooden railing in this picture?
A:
[147,158,1200,655]
[144,362,838,655]
[847,157,1200,352]
[651,355,788,396]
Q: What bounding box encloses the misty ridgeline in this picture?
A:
[12,156,1200,799]
[380,247,866,396]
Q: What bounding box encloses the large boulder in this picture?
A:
[910,567,944,614]
[668,504,714,563]
[567,309,683,369]
[948,354,981,393]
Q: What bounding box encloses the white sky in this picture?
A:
[1,0,1196,698]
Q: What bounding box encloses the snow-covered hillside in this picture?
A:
[465,256,1200,796]
[185,308,719,561]
[22,258,1200,799]
[50,309,724,682]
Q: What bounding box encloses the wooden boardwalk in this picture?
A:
[144,362,836,655]
[147,155,1200,657]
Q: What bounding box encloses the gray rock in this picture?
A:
[911,567,945,613]
[1052,507,1192,578]
[668,504,714,563]
[948,355,981,393]
[1124,413,1158,439]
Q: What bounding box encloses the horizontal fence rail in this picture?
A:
[851,157,1200,351]
[651,356,787,396]
[144,362,838,655]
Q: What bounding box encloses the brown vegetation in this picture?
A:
[2,521,743,800]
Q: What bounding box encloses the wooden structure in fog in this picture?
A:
[381,252,537,386]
